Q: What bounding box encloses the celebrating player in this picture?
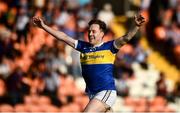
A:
[32,13,145,112]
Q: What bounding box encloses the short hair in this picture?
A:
[88,19,107,34]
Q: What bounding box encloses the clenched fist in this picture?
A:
[32,17,45,28]
[134,13,145,27]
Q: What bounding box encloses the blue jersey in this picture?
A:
[75,40,119,95]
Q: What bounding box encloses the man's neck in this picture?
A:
[93,42,104,47]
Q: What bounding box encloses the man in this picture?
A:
[32,13,145,112]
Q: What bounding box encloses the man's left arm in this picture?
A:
[114,13,145,48]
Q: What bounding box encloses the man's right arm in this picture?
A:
[32,17,77,48]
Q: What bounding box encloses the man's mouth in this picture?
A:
[89,36,95,40]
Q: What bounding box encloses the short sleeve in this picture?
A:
[108,40,119,54]
[75,40,90,52]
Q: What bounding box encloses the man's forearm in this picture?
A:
[42,24,76,48]
[115,26,139,48]
[114,13,145,48]
[42,24,67,41]
[122,26,139,42]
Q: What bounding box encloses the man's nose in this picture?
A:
[89,31,93,36]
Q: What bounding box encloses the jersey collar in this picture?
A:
[93,42,104,48]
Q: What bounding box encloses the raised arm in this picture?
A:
[114,13,145,48]
[32,17,76,48]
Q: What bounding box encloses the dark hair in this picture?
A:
[88,19,107,33]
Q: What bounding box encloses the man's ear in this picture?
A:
[100,31,105,38]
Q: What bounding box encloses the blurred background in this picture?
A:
[0,0,180,112]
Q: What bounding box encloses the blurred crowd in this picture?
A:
[0,0,180,112]
[143,0,180,67]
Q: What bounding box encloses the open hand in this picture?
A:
[32,17,45,28]
[134,13,145,27]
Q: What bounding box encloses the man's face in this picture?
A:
[88,24,104,45]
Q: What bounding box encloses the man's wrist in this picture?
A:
[135,25,140,29]
[135,23,141,27]
[41,23,46,29]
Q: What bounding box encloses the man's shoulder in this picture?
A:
[101,40,115,48]
[103,40,114,44]
[78,40,91,45]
